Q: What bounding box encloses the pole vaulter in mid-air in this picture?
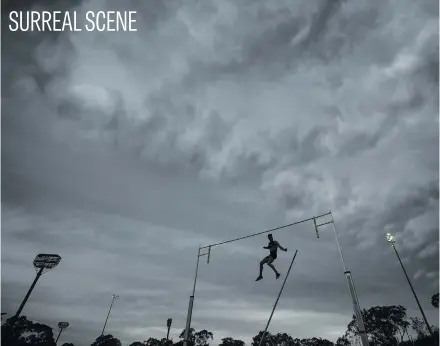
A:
[256,233,288,281]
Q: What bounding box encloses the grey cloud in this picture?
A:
[2,0,439,345]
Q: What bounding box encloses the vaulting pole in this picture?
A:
[258,250,298,346]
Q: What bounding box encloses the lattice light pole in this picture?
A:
[56,322,69,344]
[101,294,119,336]
[12,254,62,324]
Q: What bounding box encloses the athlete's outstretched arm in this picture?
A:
[276,241,287,251]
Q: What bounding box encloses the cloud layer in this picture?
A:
[2,0,438,345]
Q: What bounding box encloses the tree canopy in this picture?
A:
[345,305,410,345]
[2,302,439,346]
[431,293,439,309]
[91,334,122,346]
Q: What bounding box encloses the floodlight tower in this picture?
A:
[166,318,172,341]
[55,322,69,344]
[386,233,435,341]
[101,294,119,336]
[12,254,62,324]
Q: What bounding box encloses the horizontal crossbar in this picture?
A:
[200,211,331,250]
[316,220,333,227]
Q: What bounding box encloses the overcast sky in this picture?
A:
[2,0,439,345]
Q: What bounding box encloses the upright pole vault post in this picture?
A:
[258,250,298,346]
[314,212,369,346]
[184,247,209,346]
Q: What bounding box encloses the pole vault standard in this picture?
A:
[183,212,329,346]
[183,211,369,346]
[258,250,298,346]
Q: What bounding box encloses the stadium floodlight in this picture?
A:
[12,254,62,324]
[101,294,119,335]
[56,322,70,344]
[166,318,172,341]
[386,232,395,243]
[385,233,434,343]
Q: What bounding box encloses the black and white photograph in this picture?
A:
[2,1,439,345]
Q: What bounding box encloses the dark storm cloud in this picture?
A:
[2,0,438,345]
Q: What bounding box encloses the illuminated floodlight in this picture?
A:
[386,232,434,340]
[386,233,395,243]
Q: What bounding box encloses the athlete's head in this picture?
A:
[268,234,273,241]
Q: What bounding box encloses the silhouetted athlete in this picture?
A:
[256,234,287,281]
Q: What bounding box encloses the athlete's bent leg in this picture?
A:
[256,257,269,281]
[267,257,280,279]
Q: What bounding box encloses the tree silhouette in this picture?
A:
[219,337,245,346]
[91,334,122,346]
[273,332,298,346]
[161,338,173,346]
[179,328,196,344]
[194,330,214,346]
[61,343,75,346]
[301,338,334,346]
[408,316,439,340]
[345,305,409,345]
[251,331,335,346]
[335,335,350,346]
[145,338,163,346]
[2,316,56,346]
[251,330,275,346]
[431,293,439,309]
[141,337,172,346]
[178,328,213,346]
[4,303,440,346]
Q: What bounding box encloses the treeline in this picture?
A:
[2,297,439,346]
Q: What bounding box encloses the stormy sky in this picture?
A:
[2,0,439,345]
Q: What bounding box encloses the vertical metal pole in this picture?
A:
[392,243,434,340]
[330,218,369,346]
[13,267,44,323]
[313,218,320,238]
[101,296,115,336]
[166,326,171,341]
[55,328,63,344]
[184,248,201,346]
[258,250,298,346]
[330,220,347,272]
